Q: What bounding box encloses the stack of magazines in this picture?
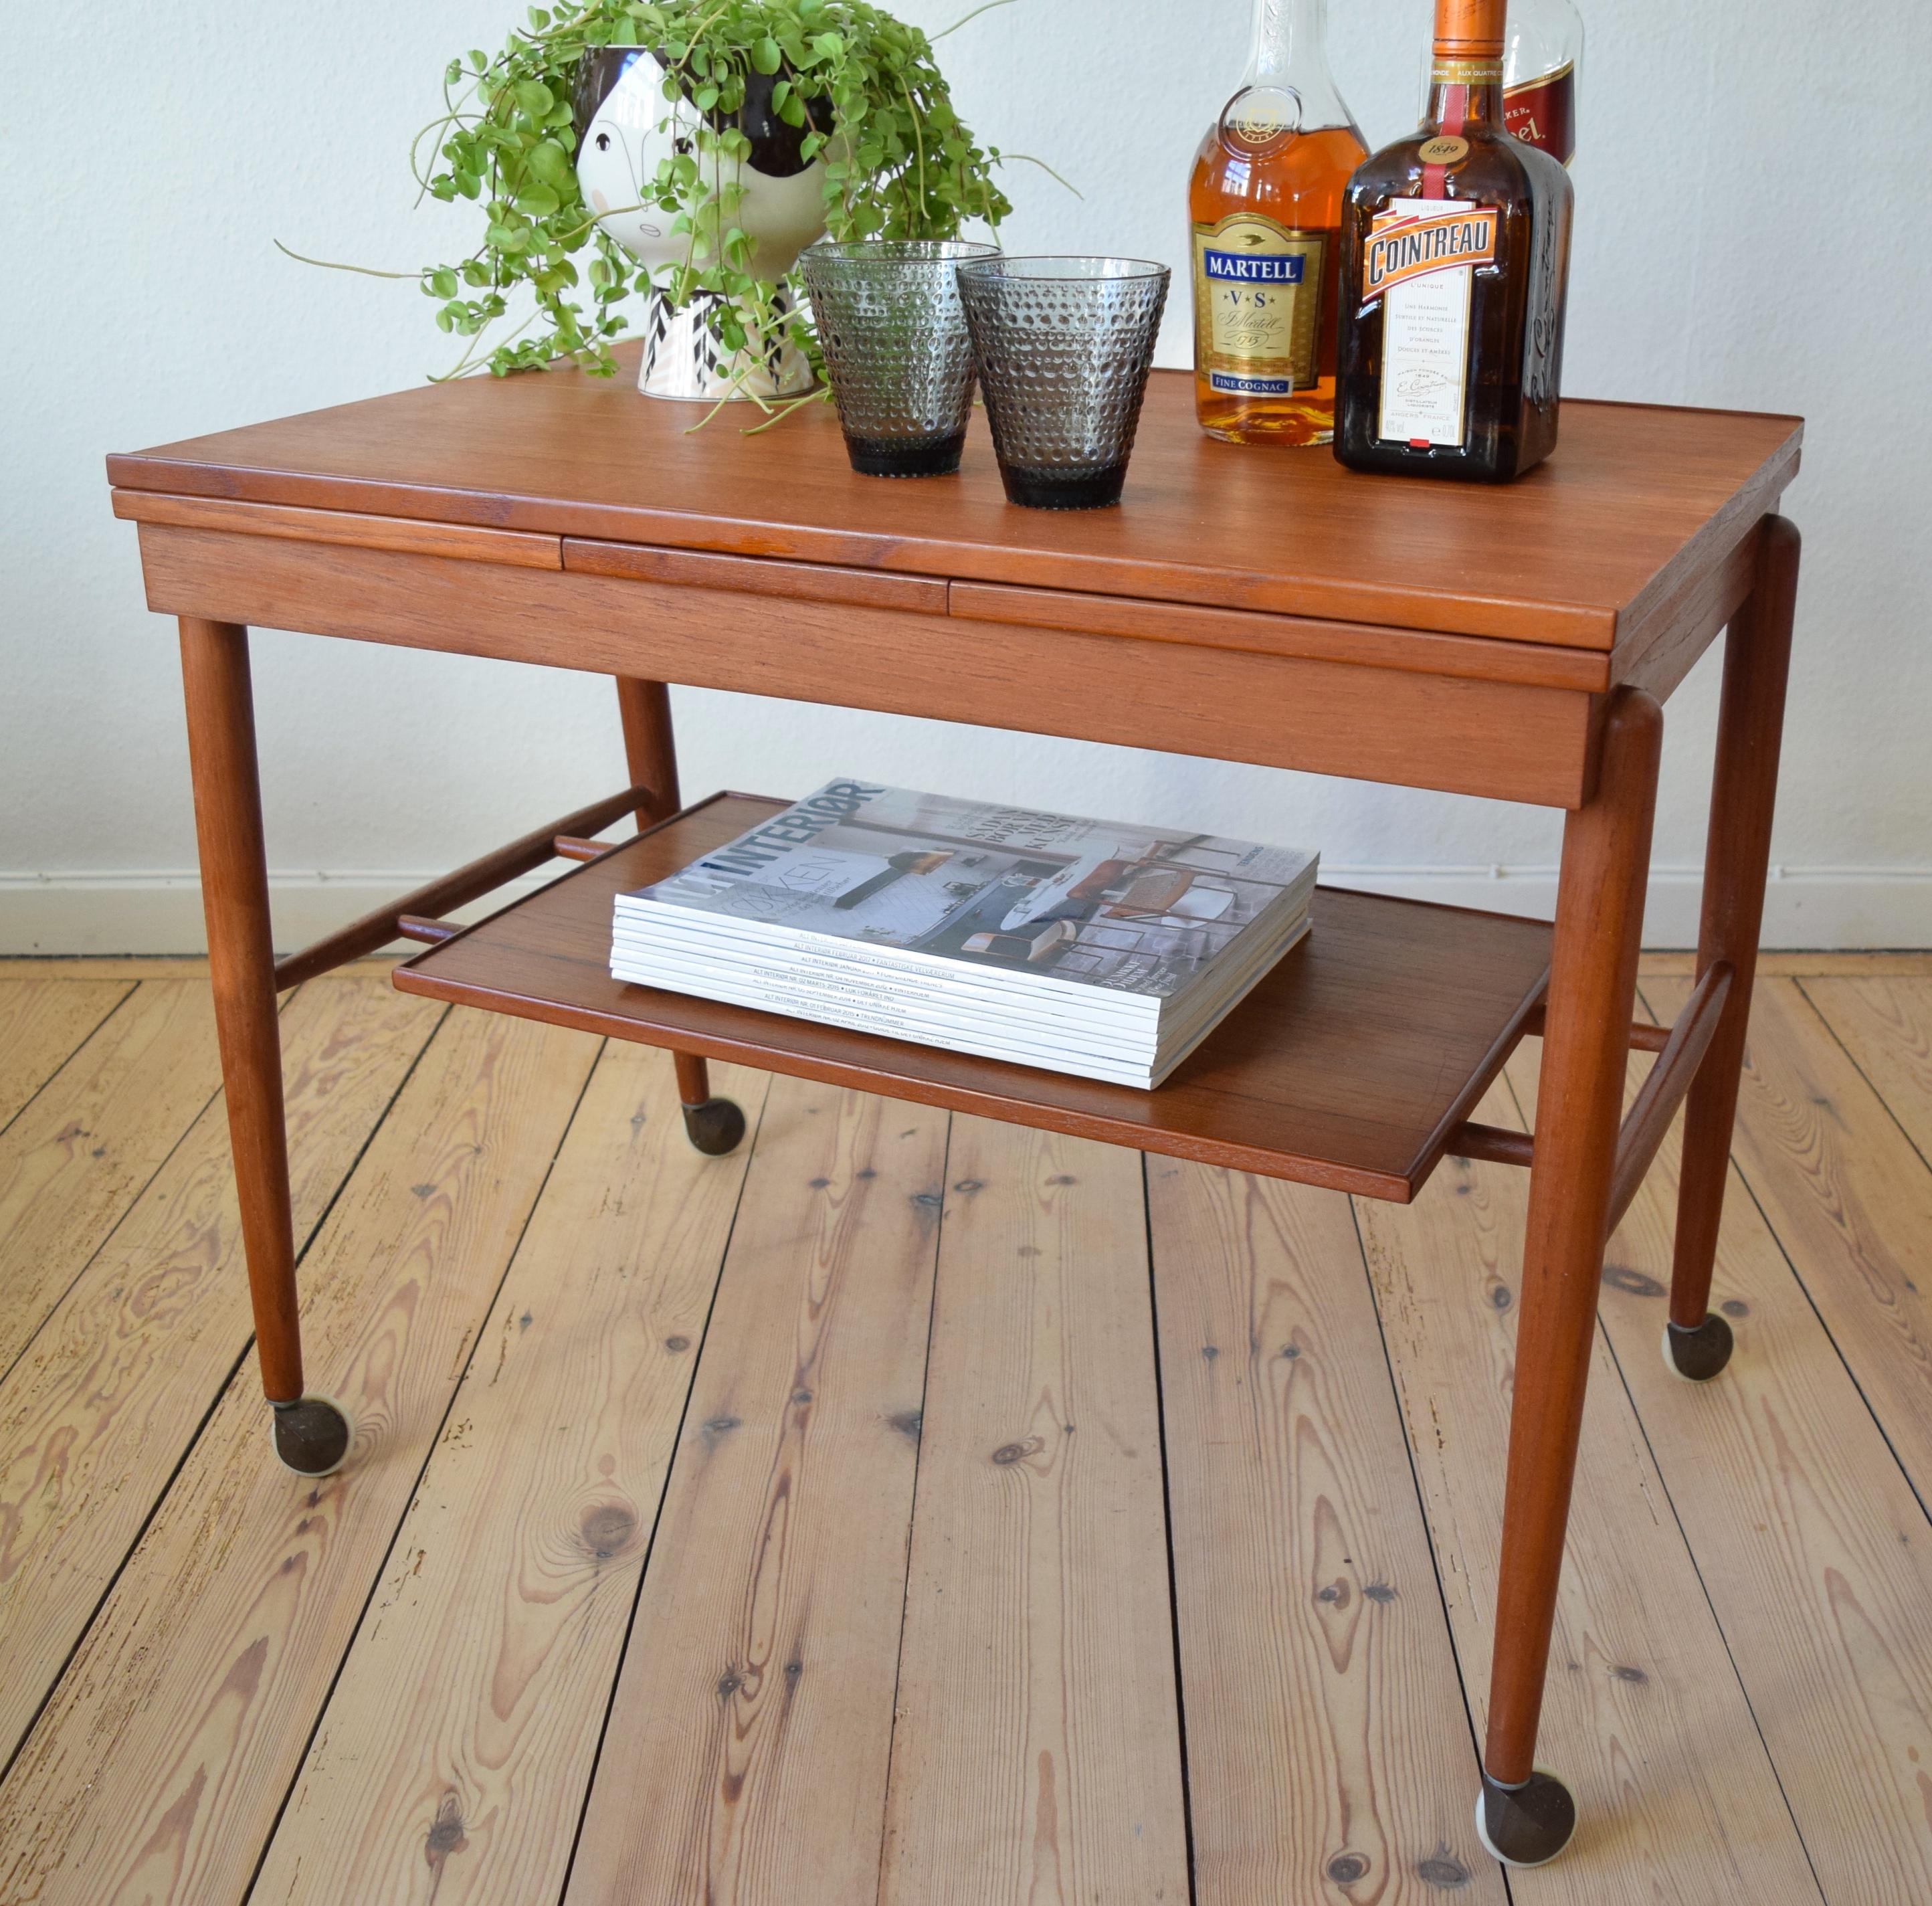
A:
[609,781,1319,1089]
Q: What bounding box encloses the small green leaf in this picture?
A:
[751,35,782,74]
[513,78,554,116]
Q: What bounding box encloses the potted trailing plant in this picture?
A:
[391,0,1019,406]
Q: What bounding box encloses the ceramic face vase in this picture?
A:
[573,45,828,400]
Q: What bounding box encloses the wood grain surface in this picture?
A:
[108,359,1801,650]
[0,980,224,1381]
[1353,1078,1820,1904]
[133,524,1601,807]
[563,1076,947,1906]
[948,579,1612,690]
[5,963,1932,1903]
[1513,1018,1932,1903]
[1148,1155,1503,1905]
[0,979,437,1766]
[1800,976,1932,1160]
[395,795,1553,1200]
[252,1048,765,1904]
[0,981,131,1132]
[1653,979,1932,1502]
[566,534,948,613]
[110,490,561,567]
[879,1121,1187,1906]
[0,1010,597,1906]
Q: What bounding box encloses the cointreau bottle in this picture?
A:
[1188,0,1367,446]
[1333,0,1573,481]
[1504,0,1583,165]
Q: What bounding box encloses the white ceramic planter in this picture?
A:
[574,45,827,401]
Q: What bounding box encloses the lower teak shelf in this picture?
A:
[393,792,1552,1202]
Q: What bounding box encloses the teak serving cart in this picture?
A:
[108,361,1801,1871]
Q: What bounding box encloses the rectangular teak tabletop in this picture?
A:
[110,354,1800,651]
[111,357,1802,809]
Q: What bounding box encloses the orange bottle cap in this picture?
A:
[1433,0,1505,56]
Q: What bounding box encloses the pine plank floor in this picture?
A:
[0,955,1928,1905]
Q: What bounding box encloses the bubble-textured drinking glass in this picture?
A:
[800,239,1000,476]
[955,256,1171,509]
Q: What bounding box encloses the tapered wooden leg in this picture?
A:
[1666,518,1800,1374]
[613,674,746,1155]
[181,622,350,1474]
[180,620,302,1400]
[1478,688,1663,1865]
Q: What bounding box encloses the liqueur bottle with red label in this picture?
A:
[1188,0,1367,447]
[1333,0,1573,482]
[1504,0,1583,165]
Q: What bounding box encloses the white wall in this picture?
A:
[4,0,1927,953]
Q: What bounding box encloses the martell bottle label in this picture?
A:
[1192,213,1328,396]
[1365,198,1496,447]
[1504,61,1575,164]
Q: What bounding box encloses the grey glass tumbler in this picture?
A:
[954,256,1171,509]
[800,239,1000,476]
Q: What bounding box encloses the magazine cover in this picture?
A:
[621,781,1318,1002]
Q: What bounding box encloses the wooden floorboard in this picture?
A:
[0,980,131,1133]
[1354,1077,1821,1905]
[1510,1012,1932,1904]
[1798,976,1932,1163]
[252,1047,767,1905]
[0,1010,598,1906]
[3,960,1931,1903]
[563,1076,947,1906]
[0,981,227,1381]
[1655,979,1932,1509]
[1148,1155,1503,1906]
[0,978,438,1768]
[880,1121,1188,1906]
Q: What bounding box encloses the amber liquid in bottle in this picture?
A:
[1189,0,1366,446]
[1333,0,1574,481]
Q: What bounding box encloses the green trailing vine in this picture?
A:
[295,0,1026,385]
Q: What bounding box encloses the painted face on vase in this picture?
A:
[572,47,831,284]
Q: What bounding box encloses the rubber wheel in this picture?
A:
[272,1395,353,1477]
[1476,1767,1577,1869]
[682,1097,747,1157]
[1662,1313,1735,1382]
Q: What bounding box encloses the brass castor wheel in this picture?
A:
[272,1395,352,1477]
[682,1097,747,1156]
[1476,1766,1577,1869]
[1662,1313,1735,1382]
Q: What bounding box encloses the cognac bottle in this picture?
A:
[1503,0,1583,165]
[1188,0,1367,446]
[1333,0,1573,482]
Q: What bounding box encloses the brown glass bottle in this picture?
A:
[1188,0,1366,447]
[1333,0,1573,482]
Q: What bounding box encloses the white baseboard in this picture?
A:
[5,864,1931,955]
